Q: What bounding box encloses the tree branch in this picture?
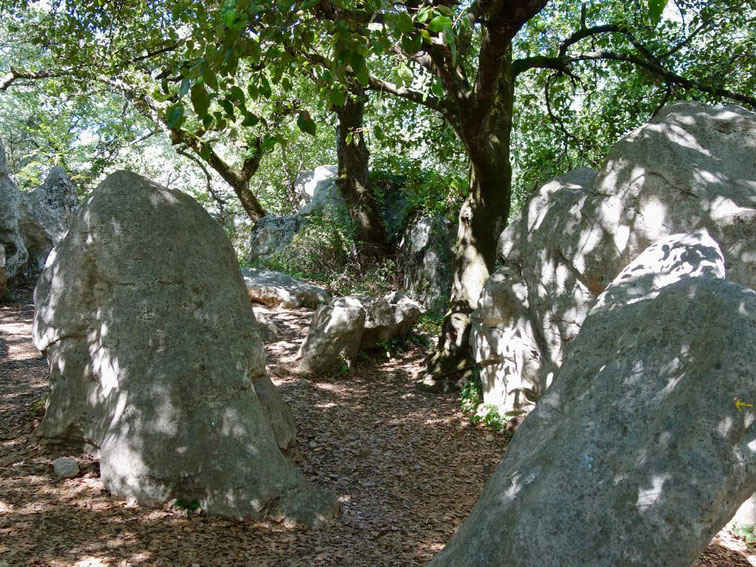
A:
[513,51,756,109]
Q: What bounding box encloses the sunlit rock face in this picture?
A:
[472,102,756,414]
[433,231,756,566]
[241,267,331,308]
[0,139,79,294]
[18,166,80,278]
[33,171,337,524]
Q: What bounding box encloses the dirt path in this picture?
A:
[0,288,752,566]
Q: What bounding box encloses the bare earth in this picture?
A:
[0,287,753,566]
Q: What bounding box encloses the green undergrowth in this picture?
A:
[732,523,756,547]
[459,371,512,433]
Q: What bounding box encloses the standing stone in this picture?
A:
[432,231,756,566]
[34,170,337,524]
[0,138,79,289]
[0,246,6,299]
[0,141,28,286]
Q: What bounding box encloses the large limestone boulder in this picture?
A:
[398,214,455,311]
[472,102,756,414]
[0,246,6,298]
[247,214,306,262]
[432,231,756,566]
[297,165,343,215]
[298,302,366,375]
[33,170,337,524]
[241,267,331,308]
[350,292,422,349]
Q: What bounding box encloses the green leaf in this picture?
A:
[202,66,218,91]
[373,124,384,140]
[431,78,444,98]
[259,75,272,98]
[220,98,235,119]
[297,111,317,136]
[242,111,259,127]
[229,85,245,104]
[221,0,237,27]
[178,78,191,98]
[402,33,422,54]
[262,134,278,151]
[648,0,668,25]
[248,82,259,100]
[397,12,413,34]
[165,104,184,129]
[191,83,211,117]
[329,87,346,107]
[428,15,452,34]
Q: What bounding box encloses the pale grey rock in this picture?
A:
[254,309,280,343]
[252,375,297,454]
[298,292,421,374]
[0,178,27,286]
[53,456,79,479]
[298,302,365,375]
[298,165,344,215]
[0,137,7,176]
[433,233,756,566]
[247,214,305,262]
[241,267,331,308]
[473,102,756,414]
[34,170,337,524]
[0,154,79,288]
[19,167,80,278]
[335,293,422,349]
[398,214,455,311]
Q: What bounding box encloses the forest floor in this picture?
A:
[0,286,754,566]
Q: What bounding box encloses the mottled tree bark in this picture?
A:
[335,88,389,262]
[425,45,515,383]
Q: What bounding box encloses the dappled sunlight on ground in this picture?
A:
[0,288,753,565]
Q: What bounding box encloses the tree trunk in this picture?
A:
[336,88,390,261]
[424,47,515,384]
